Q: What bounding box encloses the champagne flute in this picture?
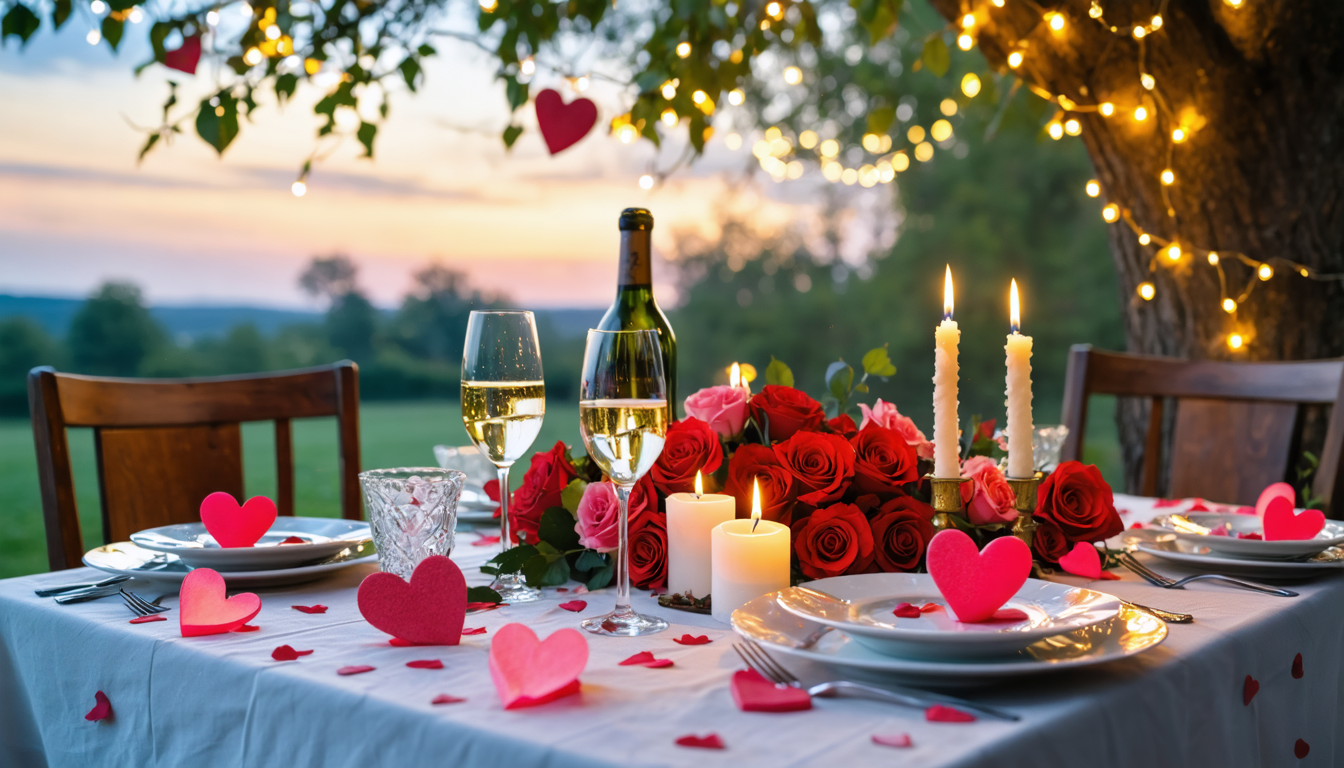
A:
[577,328,670,636]
[461,310,546,603]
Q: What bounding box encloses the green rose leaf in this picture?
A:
[573,549,607,572]
[538,506,581,552]
[466,585,503,604]
[585,562,614,590]
[504,75,528,111]
[560,478,588,515]
[861,346,897,377]
[826,360,853,401]
[765,355,794,387]
[480,542,537,576]
[921,35,950,78]
[52,0,71,29]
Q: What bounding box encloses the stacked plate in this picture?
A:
[1130,512,1344,577]
[83,517,376,587]
[732,573,1166,687]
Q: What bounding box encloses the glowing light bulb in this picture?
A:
[266,25,281,39]
[1161,169,1175,185]
[1099,102,1115,116]
[940,99,958,116]
[841,168,858,185]
[520,58,535,76]
[244,47,263,65]
[1102,203,1119,222]
[1134,106,1148,121]
[907,125,925,143]
[799,130,818,149]
[931,119,953,142]
[1172,127,1187,142]
[617,124,636,143]
[892,152,910,171]
[1228,333,1244,350]
[860,133,878,152]
[1133,25,1146,39]
[766,1,781,18]
[914,142,934,162]
[1007,51,1024,68]
[819,139,839,157]
[1138,233,1151,245]
[1140,73,1155,90]
[206,9,219,24]
[90,0,105,11]
[962,13,975,28]
[1085,180,1101,197]
[692,90,706,104]
[639,174,654,190]
[1225,0,1243,7]
[783,66,802,85]
[661,81,676,99]
[676,42,691,58]
[1064,118,1081,135]
[127,6,142,22]
[958,34,974,51]
[1258,263,1274,281]
[1208,252,1219,265]
[728,88,744,105]
[1151,15,1163,30]
[961,73,982,97]
[478,0,496,10]
[86,29,100,44]
[1301,268,1310,277]
[661,108,678,126]
[1137,282,1155,300]
[291,181,307,197]
[1089,2,1102,19]
[725,132,742,150]
[1048,122,1064,140]
[1222,298,1237,313]
[1167,244,1182,261]
[1047,12,1065,31]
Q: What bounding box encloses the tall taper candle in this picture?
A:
[933,265,961,478]
[1005,279,1035,478]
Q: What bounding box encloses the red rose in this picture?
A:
[850,425,919,494]
[1035,461,1123,543]
[509,441,576,544]
[627,509,668,590]
[1032,515,1071,564]
[649,418,724,496]
[868,495,935,573]
[723,444,797,524]
[827,414,858,437]
[748,385,826,441]
[774,432,855,506]
[792,503,875,578]
[628,474,660,523]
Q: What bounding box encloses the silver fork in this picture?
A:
[733,640,1019,722]
[1118,552,1297,597]
[119,589,171,616]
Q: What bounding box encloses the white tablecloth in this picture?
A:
[2,495,1342,768]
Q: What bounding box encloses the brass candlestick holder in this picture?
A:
[1007,471,1044,548]
[928,476,971,532]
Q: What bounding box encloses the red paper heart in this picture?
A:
[357,555,467,645]
[1295,739,1310,759]
[534,88,598,155]
[199,492,277,548]
[619,651,674,668]
[1058,542,1103,579]
[729,669,812,712]
[407,659,444,669]
[1244,675,1259,705]
[432,694,466,705]
[673,634,712,645]
[893,602,922,619]
[337,665,376,676]
[1256,482,1296,518]
[872,733,913,748]
[1292,653,1304,679]
[1263,497,1324,541]
[489,623,588,710]
[271,645,313,661]
[179,568,261,637]
[926,704,976,722]
[129,615,166,624]
[926,529,1032,623]
[675,733,725,749]
[84,691,112,722]
[164,34,201,75]
[559,600,587,612]
[292,604,327,614]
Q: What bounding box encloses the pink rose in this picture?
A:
[683,385,749,438]
[960,455,1019,526]
[858,399,934,460]
[575,481,620,552]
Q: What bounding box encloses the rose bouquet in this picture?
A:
[484,351,1123,593]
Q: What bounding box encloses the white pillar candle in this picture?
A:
[666,472,735,599]
[711,479,791,624]
[1005,279,1035,478]
[933,265,962,478]
[730,362,751,395]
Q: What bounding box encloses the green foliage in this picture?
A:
[0,318,61,413]
[466,585,503,604]
[765,356,794,388]
[195,93,239,155]
[2,3,40,44]
[920,34,949,77]
[67,283,163,377]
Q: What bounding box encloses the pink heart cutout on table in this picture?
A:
[1262,497,1324,541]
[1255,482,1296,518]
[199,492,277,548]
[179,568,262,637]
[534,88,598,155]
[926,529,1032,623]
[1058,542,1103,579]
[357,555,467,645]
[489,623,588,710]
[730,669,812,712]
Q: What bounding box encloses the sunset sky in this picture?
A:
[0,13,833,310]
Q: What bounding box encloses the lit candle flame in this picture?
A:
[751,477,762,532]
[1010,278,1021,334]
[695,469,704,497]
[730,362,741,388]
[943,264,955,320]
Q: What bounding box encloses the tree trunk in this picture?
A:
[928,0,1344,490]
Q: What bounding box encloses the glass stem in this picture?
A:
[614,482,633,614]
[497,466,512,550]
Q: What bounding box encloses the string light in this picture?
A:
[1167,244,1182,261]
[819,138,839,157]
[799,130,818,149]
[244,47,263,65]
[940,99,958,116]
[1064,118,1081,136]
[1102,203,1119,222]
[766,1,782,18]
[931,119,953,142]
[914,142,934,162]
[90,0,105,11]
[1132,25,1146,39]
[1047,121,1064,140]
[661,80,676,99]
[86,29,100,44]
[1222,298,1237,313]
[291,181,307,197]
[1161,169,1175,185]
[1151,15,1163,30]
[1208,252,1219,265]
[1133,106,1148,121]
[728,88,744,105]
[661,108,678,126]
[958,34,974,51]
[1089,2,1102,19]
[692,90,706,104]
[1046,12,1065,31]
[1085,180,1100,197]
[1228,333,1245,350]
[907,125,925,143]
[1140,73,1155,90]
[478,0,496,11]
[1225,0,1244,7]
[1172,127,1187,142]
[962,13,975,28]
[783,66,802,85]
[1258,264,1274,281]
[1007,51,1023,68]
[725,132,742,150]
[520,57,536,75]
[1138,233,1151,245]
[1138,282,1156,300]
[676,42,691,58]
[961,73,982,97]
[639,174,654,190]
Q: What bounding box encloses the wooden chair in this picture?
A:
[1060,344,1344,514]
[28,362,362,571]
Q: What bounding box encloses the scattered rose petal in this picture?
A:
[84,691,112,722]
[337,665,376,676]
[619,651,674,668]
[556,587,569,592]
[675,733,725,749]
[1129,522,1145,530]
[926,704,976,723]
[573,585,589,595]
[463,627,487,635]
[1244,675,1259,705]
[407,659,444,669]
[1292,653,1304,679]
[919,603,943,613]
[234,624,260,632]
[1239,532,1263,540]
[1209,526,1229,537]
[1117,508,1132,517]
[432,694,467,705]
[1188,500,1210,512]
[390,638,430,647]
[1234,506,1257,516]
[472,535,501,548]
[893,602,922,619]
[292,604,328,614]
[1098,571,1122,580]
[279,536,307,545]
[1295,739,1310,759]
[272,645,314,661]
[989,608,1029,622]
[559,600,587,612]
[466,602,503,613]
[1154,498,1183,508]
[872,733,913,748]
[673,634,712,645]
[129,615,167,624]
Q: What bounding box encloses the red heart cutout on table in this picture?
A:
[675,734,725,749]
[1058,542,1103,579]
[1263,497,1325,541]
[1292,653,1304,679]
[926,530,1032,623]
[357,555,467,645]
[534,88,597,155]
[164,34,202,75]
[200,492,277,548]
[729,668,812,712]
[179,568,262,637]
[489,623,588,710]
[1256,482,1296,518]
[1243,675,1259,705]
[271,645,313,661]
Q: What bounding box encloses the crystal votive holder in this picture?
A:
[360,467,465,580]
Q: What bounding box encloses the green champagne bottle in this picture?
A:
[597,208,678,418]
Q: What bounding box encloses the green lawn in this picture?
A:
[0,401,580,579]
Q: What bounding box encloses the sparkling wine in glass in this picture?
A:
[577,328,670,636]
[462,310,546,603]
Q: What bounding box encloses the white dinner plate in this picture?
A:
[776,574,1121,659]
[733,592,1167,688]
[131,517,373,571]
[83,541,379,587]
[1149,513,1344,560]
[1131,537,1344,577]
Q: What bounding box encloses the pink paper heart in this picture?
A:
[179,568,262,637]
[1262,497,1324,541]
[357,555,467,645]
[407,659,444,669]
[489,623,588,710]
[926,529,1032,623]
[534,88,598,155]
[199,492,277,548]
[729,668,812,712]
[1255,482,1296,518]
[1058,542,1103,579]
